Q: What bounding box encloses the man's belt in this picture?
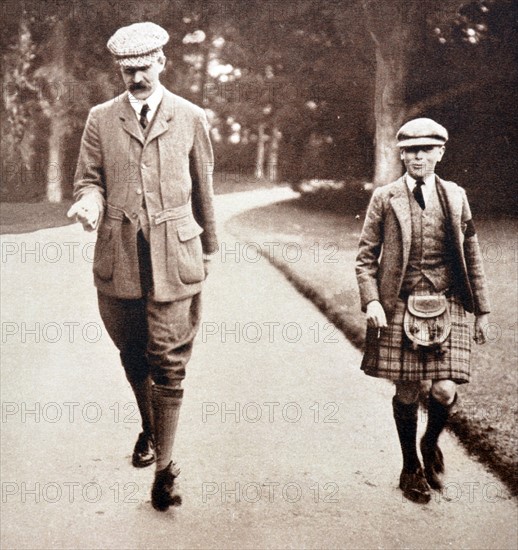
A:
[105,202,193,225]
[105,203,125,220]
[152,203,193,225]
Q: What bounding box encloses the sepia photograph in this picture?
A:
[1,0,517,548]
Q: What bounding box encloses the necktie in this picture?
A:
[413,179,425,210]
[139,103,150,129]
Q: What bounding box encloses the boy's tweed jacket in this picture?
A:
[74,88,218,302]
[356,176,490,320]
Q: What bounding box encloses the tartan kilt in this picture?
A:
[361,285,472,384]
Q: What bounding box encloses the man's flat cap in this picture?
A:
[396,118,448,148]
[107,22,169,67]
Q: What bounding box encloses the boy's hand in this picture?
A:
[474,313,489,345]
[203,254,212,279]
[366,300,387,329]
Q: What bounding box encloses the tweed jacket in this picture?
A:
[355,176,490,320]
[73,88,218,302]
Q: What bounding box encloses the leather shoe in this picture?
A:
[399,467,431,504]
[421,438,445,490]
[151,461,182,511]
[132,431,156,468]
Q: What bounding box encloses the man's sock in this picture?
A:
[152,384,183,471]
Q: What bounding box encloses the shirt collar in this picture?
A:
[128,84,164,117]
[406,173,435,190]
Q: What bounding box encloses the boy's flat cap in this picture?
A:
[396,118,448,148]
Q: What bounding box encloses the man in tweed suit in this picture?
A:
[356,118,490,503]
[67,22,218,511]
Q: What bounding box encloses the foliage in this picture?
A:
[293,178,372,216]
[1,12,40,201]
[0,0,516,214]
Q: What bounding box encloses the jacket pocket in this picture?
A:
[93,224,115,281]
[176,218,205,284]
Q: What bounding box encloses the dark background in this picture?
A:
[1,0,517,215]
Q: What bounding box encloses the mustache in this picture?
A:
[129,83,149,91]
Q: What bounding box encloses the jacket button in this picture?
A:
[136,188,142,195]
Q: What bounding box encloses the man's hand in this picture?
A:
[366,300,387,329]
[474,313,489,345]
[67,198,100,232]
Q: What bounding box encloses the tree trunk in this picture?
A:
[45,19,67,202]
[199,31,212,107]
[362,0,424,186]
[371,48,407,185]
[267,125,281,183]
[255,122,266,179]
[46,122,63,202]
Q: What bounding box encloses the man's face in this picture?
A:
[120,57,165,100]
[400,145,445,180]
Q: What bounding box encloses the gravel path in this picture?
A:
[1,188,516,549]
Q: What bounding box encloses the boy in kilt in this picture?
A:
[355,118,490,503]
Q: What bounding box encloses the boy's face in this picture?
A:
[400,145,445,180]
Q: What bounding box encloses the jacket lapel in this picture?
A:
[389,177,412,266]
[436,176,464,252]
[118,93,144,145]
[436,176,463,225]
[145,91,175,144]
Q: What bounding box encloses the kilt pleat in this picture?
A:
[361,284,472,383]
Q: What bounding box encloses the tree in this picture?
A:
[361,0,424,185]
[361,0,517,187]
[1,9,40,202]
[1,0,515,207]
[35,18,73,202]
[213,0,374,183]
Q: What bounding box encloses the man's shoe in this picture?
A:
[151,461,182,511]
[132,431,156,468]
[399,467,431,504]
[420,438,445,490]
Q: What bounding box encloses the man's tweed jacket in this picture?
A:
[74,88,218,302]
[355,176,490,320]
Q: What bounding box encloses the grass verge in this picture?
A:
[0,174,274,234]
[226,196,518,496]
